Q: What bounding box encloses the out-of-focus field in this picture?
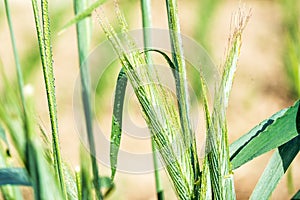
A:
[0,0,299,199]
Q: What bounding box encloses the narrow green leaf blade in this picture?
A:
[230,100,300,169]
[61,0,107,31]
[110,68,127,180]
[250,135,300,199]
[0,168,31,186]
[143,49,176,70]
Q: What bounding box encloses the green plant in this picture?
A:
[0,1,299,200]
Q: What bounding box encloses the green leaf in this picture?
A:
[0,168,31,186]
[250,135,300,199]
[143,49,176,70]
[110,68,127,181]
[61,0,107,31]
[230,100,300,169]
[292,190,300,199]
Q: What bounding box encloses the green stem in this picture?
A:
[31,0,67,198]
[165,0,192,144]
[140,1,164,199]
[165,1,200,197]
[4,0,26,112]
[74,0,102,199]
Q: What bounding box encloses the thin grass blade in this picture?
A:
[31,0,67,197]
[110,68,127,180]
[62,0,107,31]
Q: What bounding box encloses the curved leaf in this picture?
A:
[110,68,127,180]
[143,49,176,70]
[230,100,300,169]
[0,168,31,186]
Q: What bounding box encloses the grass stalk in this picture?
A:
[165,0,193,147]
[74,0,102,199]
[4,0,26,113]
[165,1,200,197]
[140,0,164,199]
[31,0,67,198]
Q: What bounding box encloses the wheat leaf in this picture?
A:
[0,168,31,186]
[110,68,127,180]
[250,135,300,199]
[230,100,300,169]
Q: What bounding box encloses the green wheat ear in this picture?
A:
[202,7,250,200]
[97,7,197,199]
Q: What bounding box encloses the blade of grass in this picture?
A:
[62,0,107,31]
[4,2,57,199]
[140,0,164,198]
[31,0,67,198]
[0,168,31,186]
[230,100,300,169]
[110,68,127,180]
[165,0,195,157]
[4,0,26,113]
[250,135,300,200]
[74,0,102,199]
